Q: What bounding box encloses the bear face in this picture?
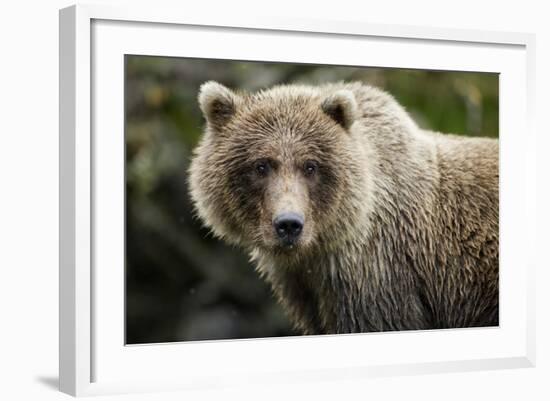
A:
[188,82,369,259]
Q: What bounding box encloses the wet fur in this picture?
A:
[189,81,499,334]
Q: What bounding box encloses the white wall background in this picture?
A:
[0,1,547,400]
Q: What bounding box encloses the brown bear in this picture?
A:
[188,80,499,335]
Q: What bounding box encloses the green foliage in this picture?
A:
[125,55,498,344]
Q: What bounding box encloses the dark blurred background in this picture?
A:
[125,56,499,344]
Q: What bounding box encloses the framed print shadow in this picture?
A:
[59,4,536,397]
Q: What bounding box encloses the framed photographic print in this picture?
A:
[59,4,536,397]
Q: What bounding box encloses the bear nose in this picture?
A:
[273,212,304,245]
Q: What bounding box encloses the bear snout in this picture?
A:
[273,212,304,247]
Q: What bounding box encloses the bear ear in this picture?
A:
[198,81,238,129]
[321,90,358,130]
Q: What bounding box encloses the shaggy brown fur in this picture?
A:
[188,81,499,334]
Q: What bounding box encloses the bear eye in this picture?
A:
[303,160,318,177]
[254,159,271,177]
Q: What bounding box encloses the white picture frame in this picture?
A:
[59,4,536,397]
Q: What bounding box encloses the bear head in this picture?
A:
[188,81,369,259]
